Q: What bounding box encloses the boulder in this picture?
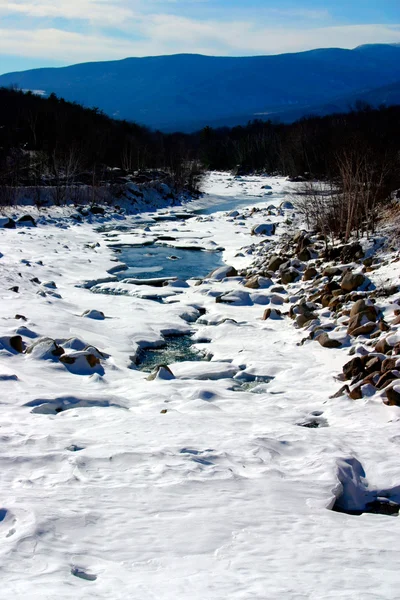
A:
[343,357,364,380]
[297,247,313,262]
[323,266,343,277]
[296,314,316,328]
[17,215,36,226]
[9,335,24,353]
[384,386,400,406]
[0,217,16,229]
[262,308,282,320]
[349,384,363,400]
[251,223,276,236]
[216,290,251,305]
[26,337,64,360]
[347,314,376,337]
[280,268,300,285]
[364,356,382,374]
[280,200,294,209]
[340,243,364,263]
[341,271,366,292]
[350,299,377,321]
[146,364,175,381]
[376,371,398,390]
[268,255,286,271]
[59,352,100,369]
[207,265,238,280]
[375,337,391,354]
[382,357,397,372]
[81,309,105,320]
[316,333,342,349]
[0,335,24,354]
[90,206,105,215]
[244,276,260,289]
[330,384,350,398]
[303,267,318,281]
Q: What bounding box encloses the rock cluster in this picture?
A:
[236,226,400,407]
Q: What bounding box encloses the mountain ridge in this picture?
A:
[1,44,400,132]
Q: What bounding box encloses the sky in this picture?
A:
[0,0,399,74]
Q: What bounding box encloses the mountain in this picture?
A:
[0,44,400,132]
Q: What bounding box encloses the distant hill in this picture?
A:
[1,44,400,132]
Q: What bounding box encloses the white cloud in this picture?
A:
[0,0,135,25]
[0,15,399,66]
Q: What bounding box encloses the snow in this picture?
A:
[0,171,399,598]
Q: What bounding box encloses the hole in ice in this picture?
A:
[135,334,206,372]
[180,448,215,466]
[231,375,274,393]
[331,458,400,516]
[71,567,97,581]
[0,508,7,521]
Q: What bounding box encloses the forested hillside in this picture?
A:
[1,87,399,229]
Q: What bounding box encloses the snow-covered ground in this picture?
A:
[0,172,400,599]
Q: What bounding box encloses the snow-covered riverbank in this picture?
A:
[1,172,400,599]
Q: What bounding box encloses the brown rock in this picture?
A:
[59,355,75,365]
[341,271,366,292]
[9,335,24,353]
[262,308,282,320]
[347,311,376,336]
[364,356,382,374]
[343,357,364,380]
[329,297,342,311]
[382,357,397,372]
[268,255,286,271]
[350,299,377,321]
[323,266,343,277]
[86,354,100,368]
[317,333,342,349]
[378,319,390,331]
[361,372,380,386]
[376,371,398,390]
[375,337,391,354]
[280,269,299,285]
[296,314,316,328]
[244,276,260,289]
[330,384,350,398]
[321,294,333,308]
[384,387,400,406]
[297,247,312,262]
[303,267,318,281]
[350,322,376,337]
[349,385,363,400]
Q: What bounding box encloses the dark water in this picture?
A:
[112,187,282,280]
[135,335,203,372]
[117,244,222,281]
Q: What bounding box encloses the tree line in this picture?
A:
[1,86,399,239]
[0,87,201,205]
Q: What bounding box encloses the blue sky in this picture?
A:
[0,0,399,74]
